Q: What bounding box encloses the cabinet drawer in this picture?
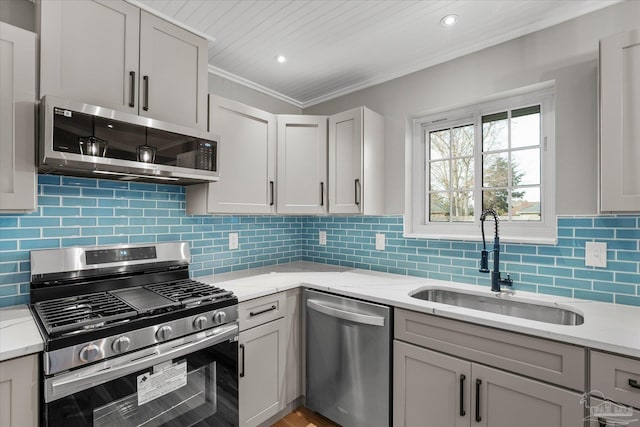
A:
[395,308,585,391]
[239,292,286,331]
[591,351,640,409]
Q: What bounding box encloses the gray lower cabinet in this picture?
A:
[0,354,38,427]
[394,341,584,427]
[588,397,640,427]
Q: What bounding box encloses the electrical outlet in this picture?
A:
[585,241,607,267]
[375,233,385,251]
[319,231,327,246]
[228,233,239,250]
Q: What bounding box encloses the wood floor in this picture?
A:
[271,407,341,427]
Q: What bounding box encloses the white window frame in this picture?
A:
[405,84,556,244]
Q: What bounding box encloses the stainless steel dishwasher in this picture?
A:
[304,289,391,427]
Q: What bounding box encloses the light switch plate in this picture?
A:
[585,241,607,268]
[319,231,327,246]
[228,233,239,250]
[375,233,385,251]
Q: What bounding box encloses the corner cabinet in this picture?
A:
[277,115,328,215]
[38,0,208,130]
[0,23,37,212]
[186,96,276,214]
[599,28,640,212]
[393,309,585,427]
[328,107,384,214]
[0,354,39,427]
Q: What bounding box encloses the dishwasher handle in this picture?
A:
[306,299,385,326]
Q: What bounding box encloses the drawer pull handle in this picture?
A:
[249,305,277,317]
[239,343,245,378]
[459,374,466,417]
[629,379,640,389]
[475,379,482,423]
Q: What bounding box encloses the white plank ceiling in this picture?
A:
[133,0,621,108]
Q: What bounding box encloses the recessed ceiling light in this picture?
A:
[276,55,287,64]
[440,14,458,27]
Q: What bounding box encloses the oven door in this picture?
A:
[43,324,238,427]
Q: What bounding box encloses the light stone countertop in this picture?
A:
[0,305,44,362]
[2,261,639,361]
[201,262,640,359]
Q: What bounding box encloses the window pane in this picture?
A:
[430,160,449,191]
[451,125,474,157]
[451,157,473,191]
[482,189,509,218]
[429,129,450,160]
[482,112,508,152]
[451,191,474,222]
[429,192,449,222]
[511,187,541,221]
[512,148,540,186]
[512,107,540,149]
[482,153,509,187]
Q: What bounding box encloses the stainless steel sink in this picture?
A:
[410,288,584,325]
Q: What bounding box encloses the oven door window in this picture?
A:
[44,344,237,427]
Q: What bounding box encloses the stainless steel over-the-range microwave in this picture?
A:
[39,95,220,183]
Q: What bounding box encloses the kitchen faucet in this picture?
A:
[479,208,513,293]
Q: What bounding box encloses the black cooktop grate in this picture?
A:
[145,279,234,305]
[33,292,137,335]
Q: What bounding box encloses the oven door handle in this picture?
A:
[45,323,238,403]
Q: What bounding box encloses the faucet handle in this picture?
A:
[501,273,513,286]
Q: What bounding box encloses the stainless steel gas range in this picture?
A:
[29,242,239,427]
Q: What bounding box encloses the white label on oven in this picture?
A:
[137,361,187,406]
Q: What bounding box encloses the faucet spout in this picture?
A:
[479,209,513,292]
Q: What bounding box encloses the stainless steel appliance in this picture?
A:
[304,289,391,427]
[39,95,220,183]
[30,242,238,426]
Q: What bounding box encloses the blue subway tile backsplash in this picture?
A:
[0,175,638,308]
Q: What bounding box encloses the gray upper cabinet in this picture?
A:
[0,23,37,212]
[277,115,328,215]
[599,28,640,212]
[186,96,276,214]
[38,0,208,131]
[328,107,384,215]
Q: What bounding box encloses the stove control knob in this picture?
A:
[193,316,208,330]
[156,325,173,341]
[112,336,131,353]
[213,311,227,325]
[79,344,102,363]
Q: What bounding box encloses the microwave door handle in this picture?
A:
[46,323,238,403]
[306,299,385,326]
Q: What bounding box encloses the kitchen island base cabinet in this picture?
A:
[0,354,38,427]
[394,341,584,427]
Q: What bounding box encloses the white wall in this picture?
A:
[303,1,639,216]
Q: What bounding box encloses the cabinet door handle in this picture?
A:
[475,379,482,422]
[269,181,275,206]
[239,343,245,378]
[320,182,324,206]
[249,305,276,317]
[128,71,136,107]
[143,75,149,111]
[459,374,466,417]
[355,178,360,205]
[629,379,640,389]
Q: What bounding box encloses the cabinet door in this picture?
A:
[0,23,36,212]
[139,11,208,130]
[39,0,140,112]
[277,115,327,214]
[588,397,639,427]
[394,340,470,427]
[600,28,640,212]
[239,318,286,427]
[0,354,38,427]
[207,96,276,213]
[472,364,584,427]
[329,107,362,214]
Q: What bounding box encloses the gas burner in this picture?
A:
[145,279,234,306]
